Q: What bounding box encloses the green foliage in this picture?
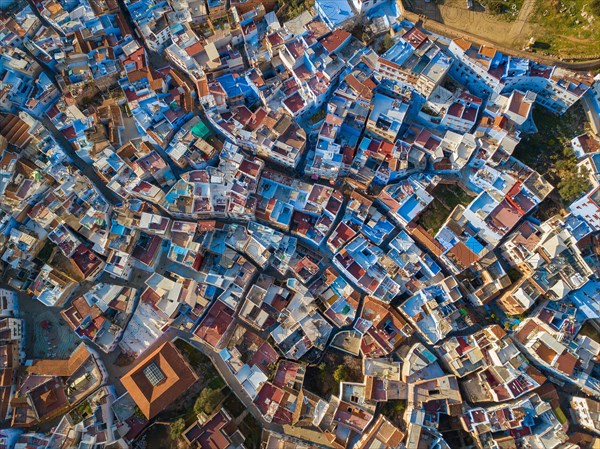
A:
[207,376,225,390]
[381,400,406,427]
[418,184,474,234]
[553,150,591,203]
[483,0,504,14]
[223,390,245,417]
[37,241,56,263]
[531,0,600,56]
[378,34,395,54]
[174,339,211,369]
[239,413,262,449]
[169,418,186,440]
[514,106,590,206]
[333,365,347,383]
[477,0,522,16]
[282,0,315,21]
[309,108,326,125]
[193,388,223,416]
[134,406,146,419]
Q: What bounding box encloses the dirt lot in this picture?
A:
[405,0,536,50]
[404,0,600,58]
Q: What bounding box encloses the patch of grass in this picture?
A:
[144,423,176,449]
[418,184,475,234]
[378,34,395,54]
[207,376,225,390]
[308,108,326,125]
[194,388,224,415]
[333,364,347,382]
[530,0,600,56]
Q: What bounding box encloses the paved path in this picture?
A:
[38,116,122,205]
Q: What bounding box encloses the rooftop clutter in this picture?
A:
[0,0,599,448]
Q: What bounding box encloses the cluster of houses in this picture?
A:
[1,0,600,447]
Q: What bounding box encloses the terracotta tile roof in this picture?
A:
[536,342,557,365]
[555,352,577,376]
[525,365,546,385]
[320,29,350,53]
[194,301,234,349]
[26,343,92,377]
[190,411,232,449]
[0,114,32,148]
[452,38,471,52]
[514,320,540,343]
[406,223,444,256]
[185,41,204,57]
[507,91,532,118]
[478,45,497,59]
[121,341,199,419]
[402,26,428,49]
[345,73,374,100]
[447,241,480,270]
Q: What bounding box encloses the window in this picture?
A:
[144,362,166,386]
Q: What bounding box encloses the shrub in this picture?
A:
[333,365,347,383]
[169,418,186,440]
[194,388,223,416]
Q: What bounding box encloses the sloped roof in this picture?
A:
[121,341,199,418]
[26,343,92,377]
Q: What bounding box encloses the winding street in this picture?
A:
[9,0,519,443]
[38,116,123,205]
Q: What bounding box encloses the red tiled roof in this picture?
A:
[185,41,204,57]
[320,29,350,53]
[194,301,234,349]
[121,341,199,419]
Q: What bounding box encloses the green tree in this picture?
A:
[553,150,591,203]
[194,388,223,415]
[379,34,395,54]
[169,418,186,440]
[333,365,347,383]
[381,400,407,426]
[284,0,315,20]
[590,0,600,16]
